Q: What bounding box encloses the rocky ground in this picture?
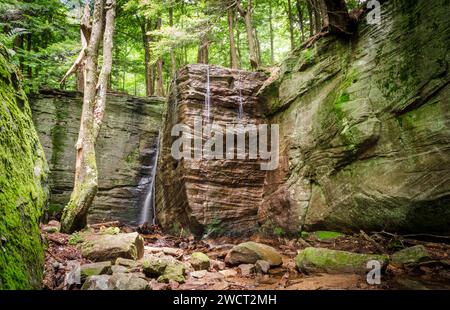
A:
[41,221,450,290]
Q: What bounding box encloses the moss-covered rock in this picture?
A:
[0,45,49,289]
[80,261,112,282]
[391,245,430,266]
[190,252,210,271]
[157,263,186,284]
[295,247,389,274]
[225,242,282,266]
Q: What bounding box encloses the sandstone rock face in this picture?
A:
[259,0,450,234]
[81,232,144,262]
[29,90,164,225]
[225,242,282,266]
[0,46,49,289]
[156,64,267,236]
[295,247,389,274]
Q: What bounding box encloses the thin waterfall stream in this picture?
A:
[238,73,244,119]
[139,131,160,225]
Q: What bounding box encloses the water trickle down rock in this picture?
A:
[156,65,267,236]
[29,90,164,226]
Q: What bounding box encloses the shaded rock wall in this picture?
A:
[156,65,267,236]
[259,0,450,234]
[29,90,164,226]
[0,46,48,289]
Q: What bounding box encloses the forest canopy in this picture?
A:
[0,0,364,96]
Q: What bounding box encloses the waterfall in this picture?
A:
[139,131,160,225]
[237,73,244,119]
[204,66,211,123]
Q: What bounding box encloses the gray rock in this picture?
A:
[111,265,129,274]
[255,260,271,274]
[80,261,112,281]
[225,242,282,266]
[81,275,111,290]
[115,257,136,268]
[108,273,150,290]
[238,264,256,276]
[391,245,431,266]
[81,232,144,262]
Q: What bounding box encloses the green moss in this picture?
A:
[312,231,345,240]
[0,45,49,289]
[68,232,83,245]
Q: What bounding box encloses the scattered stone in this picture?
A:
[225,242,282,266]
[238,264,256,276]
[142,255,176,277]
[255,260,271,274]
[157,263,186,283]
[149,279,169,290]
[81,232,144,262]
[169,279,180,290]
[115,257,136,268]
[81,275,111,290]
[391,245,431,266]
[190,252,210,271]
[80,261,112,281]
[111,265,128,274]
[219,269,238,278]
[145,246,183,257]
[295,247,389,274]
[211,259,226,271]
[48,220,61,229]
[190,270,207,279]
[108,273,150,290]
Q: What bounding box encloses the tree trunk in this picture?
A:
[312,0,321,33]
[319,0,329,30]
[169,6,177,78]
[237,0,259,70]
[141,19,154,96]
[287,0,295,50]
[197,33,209,64]
[156,17,165,97]
[306,0,314,36]
[269,1,275,63]
[61,0,116,233]
[296,0,305,42]
[323,0,352,34]
[228,9,238,69]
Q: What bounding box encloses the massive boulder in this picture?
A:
[0,46,49,289]
[259,0,450,234]
[156,65,267,236]
[29,90,164,225]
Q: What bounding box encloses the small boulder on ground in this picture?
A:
[391,245,430,266]
[255,260,271,274]
[81,275,111,290]
[115,257,136,268]
[225,242,282,266]
[295,247,389,274]
[111,265,128,274]
[238,264,256,276]
[80,261,112,282]
[81,273,150,290]
[81,232,144,262]
[190,252,210,271]
[109,273,149,290]
[142,254,186,283]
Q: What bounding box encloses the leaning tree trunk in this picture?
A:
[61,0,116,233]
